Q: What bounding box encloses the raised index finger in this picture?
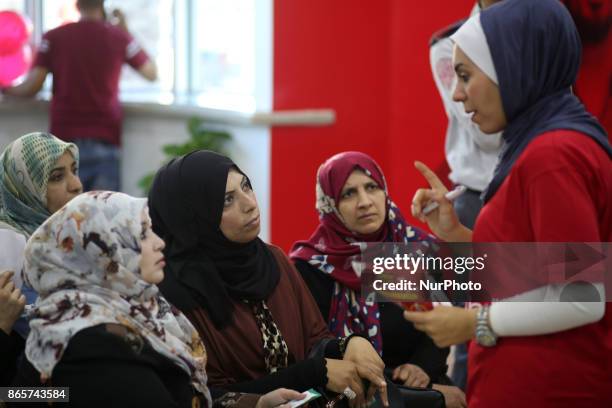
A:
[414,161,446,190]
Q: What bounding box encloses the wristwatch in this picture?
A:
[475,305,498,347]
[338,334,355,356]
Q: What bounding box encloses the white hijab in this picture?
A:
[451,13,498,84]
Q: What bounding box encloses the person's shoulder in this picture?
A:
[523,130,607,160]
[0,223,26,239]
[43,24,67,36]
[293,257,320,275]
[64,324,145,359]
[429,18,466,47]
[517,130,610,176]
[265,243,303,278]
[265,243,288,260]
[0,224,26,254]
[293,258,333,287]
[66,21,131,41]
[293,257,311,268]
[101,22,133,42]
[43,21,80,38]
[266,243,297,271]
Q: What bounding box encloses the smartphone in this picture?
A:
[287,389,322,408]
[401,301,434,312]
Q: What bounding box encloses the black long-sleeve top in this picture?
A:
[1,329,25,386]
[294,259,451,384]
[11,324,205,407]
[10,324,263,408]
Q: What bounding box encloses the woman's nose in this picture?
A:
[452,81,466,103]
[240,192,257,212]
[69,173,83,193]
[356,189,373,207]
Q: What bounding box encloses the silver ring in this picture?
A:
[343,387,357,400]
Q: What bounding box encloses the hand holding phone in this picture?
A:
[287,389,321,408]
[401,301,434,312]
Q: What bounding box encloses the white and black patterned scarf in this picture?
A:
[24,191,211,406]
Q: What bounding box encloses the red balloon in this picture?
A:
[0,11,31,56]
[0,44,32,87]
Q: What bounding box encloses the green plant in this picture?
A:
[138,117,232,194]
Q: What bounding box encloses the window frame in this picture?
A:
[7,0,269,111]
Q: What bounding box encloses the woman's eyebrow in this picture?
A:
[454,62,465,73]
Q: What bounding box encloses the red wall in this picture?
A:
[272,0,474,252]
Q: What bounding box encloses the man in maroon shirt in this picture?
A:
[2,0,157,191]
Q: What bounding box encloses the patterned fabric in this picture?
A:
[289,151,436,354]
[23,191,212,406]
[0,132,78,237]
[328,283,382,352]
[245,300,290,373]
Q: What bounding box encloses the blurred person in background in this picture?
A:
[428,0,504,391]
[561,0,611,133]
[1,0,157,192]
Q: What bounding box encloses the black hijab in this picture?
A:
[148,150,280,328]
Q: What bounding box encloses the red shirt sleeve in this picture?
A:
[123,32,150,69]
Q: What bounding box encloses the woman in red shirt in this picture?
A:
[405,0,612,407]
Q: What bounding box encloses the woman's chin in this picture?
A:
[478,120,506,134]
[354,221,385,236]
[232,228,261,244]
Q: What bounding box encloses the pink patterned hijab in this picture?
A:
[290,152,434,353]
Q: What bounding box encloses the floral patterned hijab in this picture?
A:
[24,191,211,405]
[0,132,78,237]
